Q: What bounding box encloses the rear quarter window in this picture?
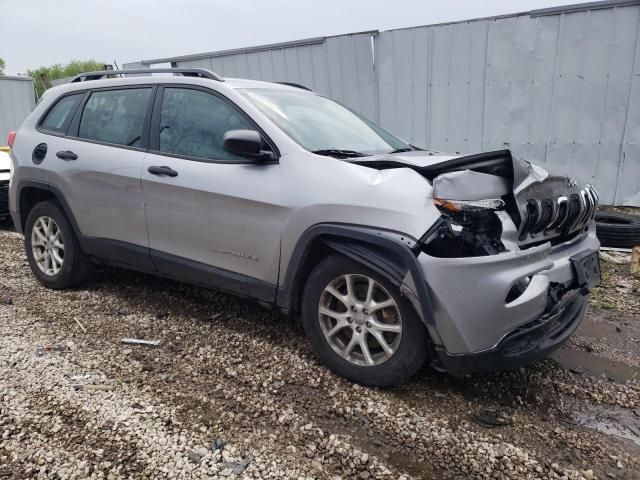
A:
[78,88,152,147]
[40,93,84,133]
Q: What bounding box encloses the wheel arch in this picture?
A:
[276,224,435,329]
[17,180,87,251]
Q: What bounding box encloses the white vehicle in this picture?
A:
[0,148,10,219]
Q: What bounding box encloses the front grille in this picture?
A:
[0,180,9,215]
[519,184,598,242]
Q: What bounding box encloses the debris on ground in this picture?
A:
[471,410,511,428]
[223,458,251,474]
[599,250,631,265]
[73,317,87,333]
[211,438,225,451]
[187,450,202,465]
[570,366,589,375]
[121,337,161,347]
[72,384,115,392]
[35,345,69,357]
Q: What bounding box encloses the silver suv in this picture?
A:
[7,68,601,386]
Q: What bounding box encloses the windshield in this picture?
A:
[238,88,411,157]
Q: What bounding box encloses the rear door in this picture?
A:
[141,85,285,299]
[49,86,155,269]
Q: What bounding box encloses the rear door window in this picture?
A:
[41,93,84,133]
[78,88,152,147]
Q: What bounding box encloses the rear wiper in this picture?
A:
[312,149,367,158]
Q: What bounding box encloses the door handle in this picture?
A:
[148,165,178,177]
[56,150,78,161]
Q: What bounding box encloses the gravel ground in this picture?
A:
[600,206,640,218]
[1,226,639,479]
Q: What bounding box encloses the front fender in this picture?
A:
[276,223,437,337]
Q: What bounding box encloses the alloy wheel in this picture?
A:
[318,274,402,366]
[31,216,64,276]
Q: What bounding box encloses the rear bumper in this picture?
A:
[436,291,587,376]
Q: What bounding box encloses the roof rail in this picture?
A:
[69,68,224,83]
[276,82,312,91]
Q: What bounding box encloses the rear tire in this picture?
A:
[301,254,428,387]
[25,200,93,289]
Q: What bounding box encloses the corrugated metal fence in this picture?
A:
[126,0,640,205]
[0,76,35,146]
[145,34,379,123]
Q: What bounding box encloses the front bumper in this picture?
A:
[413,225,599,363]
[0,177,9,218]
[436,290,587,375]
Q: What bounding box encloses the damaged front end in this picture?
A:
[356,149,601,373]
[421,201,506,258]
[416,149,598,257]
[423,166,511,258]
[420,151,600,370]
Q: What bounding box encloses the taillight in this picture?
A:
[7,131,16,148]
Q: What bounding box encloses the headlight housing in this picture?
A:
[433,197,505,213]
[422,197,507,258]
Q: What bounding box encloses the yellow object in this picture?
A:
[0,146,9,153]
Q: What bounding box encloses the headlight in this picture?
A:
[433,197,505,213]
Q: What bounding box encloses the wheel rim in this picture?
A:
[318,274,402,367]
[31,216,64,276]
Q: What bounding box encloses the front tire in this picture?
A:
[25,200,93,289]
[302,254,428,386]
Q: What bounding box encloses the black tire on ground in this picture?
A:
[24,200,94,289]
[301,254,428,387]
[595,212,640,249]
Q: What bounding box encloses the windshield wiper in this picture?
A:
[312,149,367,158]
[387,147,414,154]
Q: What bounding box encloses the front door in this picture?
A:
[141,86,286,300]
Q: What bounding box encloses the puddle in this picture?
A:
[314,415,435,478]
[573,405,640,448]
[551,348,640,383]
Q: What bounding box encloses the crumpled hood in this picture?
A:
[351,149,596,246]
[352,149,553,195]
[349,150,463,170]
[350,149,532,184]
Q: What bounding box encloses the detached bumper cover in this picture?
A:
[436,291,587,376]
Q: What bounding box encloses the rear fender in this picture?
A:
[16,179,87,251]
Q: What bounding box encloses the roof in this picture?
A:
[43,73,311,97]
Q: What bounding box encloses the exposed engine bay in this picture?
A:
[351,150,598,257]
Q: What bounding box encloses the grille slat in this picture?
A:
[519,185,598,243]
[0,180,9,215]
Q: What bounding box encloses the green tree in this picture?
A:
[0,58,6,75]
[27,59,106,97]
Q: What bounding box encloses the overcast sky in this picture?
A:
[1,0,585,75]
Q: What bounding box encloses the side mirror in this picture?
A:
[223,129,276,162]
